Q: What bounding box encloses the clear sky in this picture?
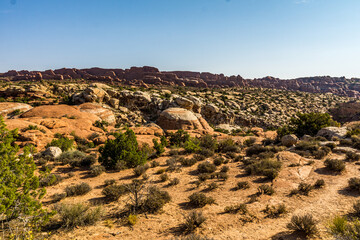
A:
[0,0,359,79]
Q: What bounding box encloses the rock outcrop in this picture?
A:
[0,102,32,118]
[156,107,212,132]
[2,67,360,98]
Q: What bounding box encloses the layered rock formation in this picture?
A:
[2,67,360,98]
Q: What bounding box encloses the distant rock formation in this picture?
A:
[1,67,360,98]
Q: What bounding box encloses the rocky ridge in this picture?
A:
[1,67,360,98]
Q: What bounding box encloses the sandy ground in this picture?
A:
[44,149,359,240]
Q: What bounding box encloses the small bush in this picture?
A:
[264,204,287,218]
[257,185,274,195]
[236,181,250,190]
[180,157,197,167]
[169,178,180,186]
[287,214,318,236]
[213,157,224,166]
[193,154,206,161]
[169,130,190,147]
[313,179,325,189]
[197,148,214,158]
[329,216,348,236]
[217,138,239,153]
[188,193,215,208]
[184,138,201,153]
[40,173,63,187]
[348,177,360,192]
[55,203,102,229]
[206,182,218,191]
[224,203,247,214]
[99,129,147,170]
[346,152,360,162]
[46,137,74,152]
[197,162,217,173]
[160,173,169,182]
[291,182,314,196]
[102,184,129,201]
[220,166,230,173]
[80,155,96,168]
[198,173,210,182]
[104,179,116,186]
[156,168,166,174]
[127,214,138,226]
[324,159,345,173]
[150,160,160,168]
[58,150,86,166]
[245,159,282,180]
[199,135,218,152]
[353,201,360,217]
[65,182,92,197]
[153,138,165,156]
[141,186,171,213]
[133,164,149,177]
[51,193,67,203]
[90,165,105,177]
[183,211,206,232]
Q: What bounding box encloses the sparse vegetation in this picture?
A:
[188,193,215,208]
[287,214,318,237]
[65,182,92,197]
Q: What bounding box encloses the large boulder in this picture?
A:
[79,103,116,124]
[0,102,32,118]
[281,134,298,147]
[157,107,212,132]
[317,127,347,140]
[18,104,104,139]
[175,97,194,110]
[42,147,62,158]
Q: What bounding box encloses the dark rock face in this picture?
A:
[1,67,360,98]
[329,101,360,123]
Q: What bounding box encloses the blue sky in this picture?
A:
[0,0,359,79]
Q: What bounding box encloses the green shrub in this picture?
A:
[169,130,190,147]
[224,203,248,214]
[65,182,92,197]
[287,214,318,236]
[217,138,239,153]
[184,138,201,153]
[102,184,129,201]
[243,137,256,147]
[257,185,274,195]
[40,173,63,187]
[200,135,218,152]
[279,112,339,137]
[183,211,206,232]
[90,165,105,177]
[79,155,96,168]
[245,159,282,180]
[153,138,165,156]
[329,216,348,236]
[188,193,215,208]
[197,162,217,173]
[193,154,206,161]
[141,186,171,213]
[46,137,74,151]
[127,214,137,226]
[99,129,147,170]
[324,159,345,173]
[55,203,102,229]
